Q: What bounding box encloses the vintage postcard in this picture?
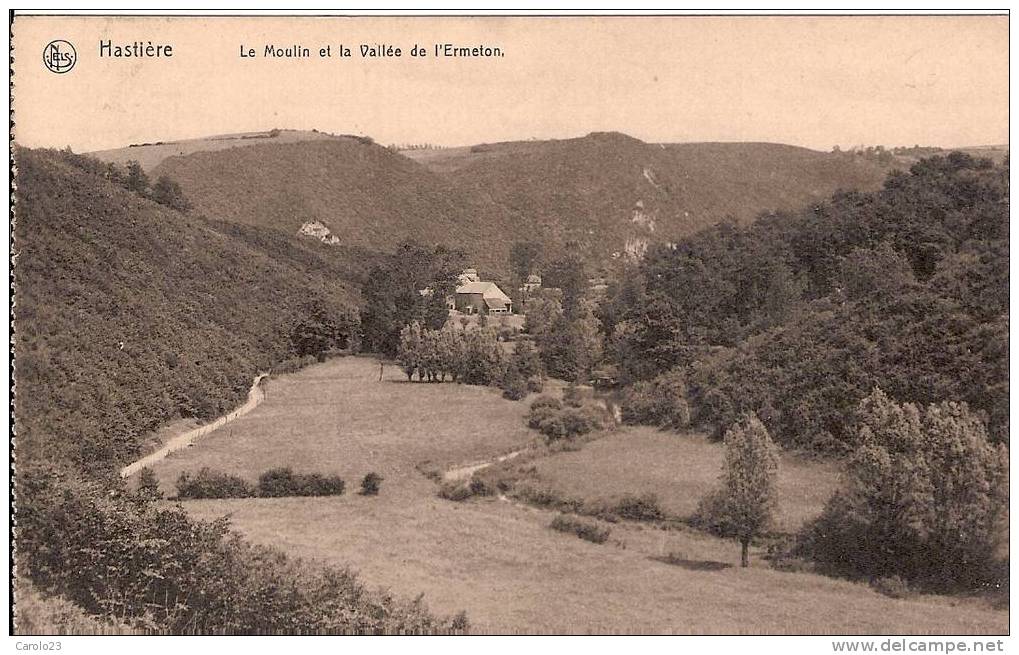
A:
[8,10,1010,646]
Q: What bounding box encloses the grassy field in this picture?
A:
[148,356,539,495]
[153,356,1007,634]
[524,427,841,532]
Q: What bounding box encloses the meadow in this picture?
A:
[525,428,841,532]
[151,356,1007,635]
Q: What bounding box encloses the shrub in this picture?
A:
[534,412,569,440]
[530,395,562,411]
[613,493,664,521]
[257,467,345,497]
[563,405,605,435]
[135,467,162,502]
[176,468,254,499]
[797,390,1008,591]
[691,488,733,536]
[501,375,529,401]
[549,515,611,544]
[437,480,473,502]
[541,405,606,441]
[526,376,544,393]
[526,396,607,441]
[620,370,691,430]
[360,472,383,496]
[468,477,496,497]
[512,481,566,508]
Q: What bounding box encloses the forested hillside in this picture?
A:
[409,133,896,263]
[13,148,364,474]
[606,152,1009,451]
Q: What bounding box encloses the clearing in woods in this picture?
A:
[147,356,1007,635]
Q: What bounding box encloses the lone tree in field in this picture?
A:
[696,413,779,567]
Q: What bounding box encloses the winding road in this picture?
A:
[120,373,269,478]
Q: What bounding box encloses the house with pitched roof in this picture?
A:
[447,268,514,314]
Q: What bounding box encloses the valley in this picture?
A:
[14,134,1009,636]
[146,356,1007,635]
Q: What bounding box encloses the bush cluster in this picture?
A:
[176,467,366,500]
[549,515,611,544]
[612,493,665,522]
[360,472,384,496]
[258,467,346,498]
[619,370,691,430]
[796,390,1008,591]
[501,376,529,401]
[526,396,608,441]
[17,470,463,634]
[437,480,474,502]
[503,479,666,525]
[176,468,255,499]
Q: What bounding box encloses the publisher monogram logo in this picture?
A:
[43,40,77,73]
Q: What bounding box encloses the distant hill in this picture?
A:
[151,138,524,274]
[885,144,1009,166]
[930,144,1008,164]
[89,128,344,171]
[13,147,372,472]
[406,133,899,264]
[125,131,900,274]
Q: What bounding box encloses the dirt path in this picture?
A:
[120,373,268,478]
[442,450,524,482]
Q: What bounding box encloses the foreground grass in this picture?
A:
[157,356,1006,634]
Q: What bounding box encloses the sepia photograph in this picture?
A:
[7,8,1011,644]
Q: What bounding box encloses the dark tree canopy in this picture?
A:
[359,241,465,356]
[509,241,544,283]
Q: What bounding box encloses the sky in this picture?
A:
[12,14,1009,153]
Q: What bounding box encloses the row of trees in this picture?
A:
[397,321,544,391]
[397,322,506,385]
